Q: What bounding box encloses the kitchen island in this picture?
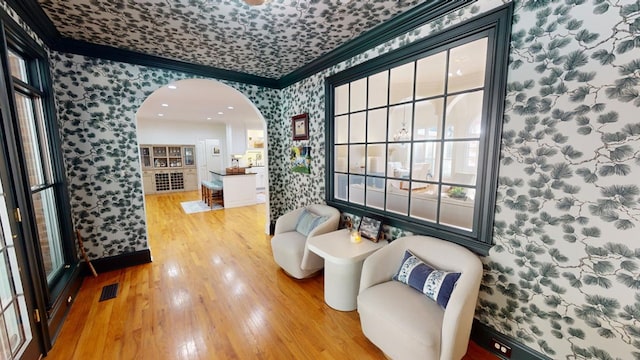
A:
[210,170,257,208]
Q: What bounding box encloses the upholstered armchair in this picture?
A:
[357,235,483,360]
[271,204,340,279]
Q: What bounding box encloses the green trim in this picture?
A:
[4,0,60,46]
[324,4,513,253]
[471,319,552,360]
[278,0,476,87]
[10,0,474,89]
[54,38,280,89]
[90,249,152,274]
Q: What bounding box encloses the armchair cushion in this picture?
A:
[393,250,461,309]
[295,209,327,236]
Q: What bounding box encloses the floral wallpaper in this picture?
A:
[5,0,640,358]
[37,0,425,79]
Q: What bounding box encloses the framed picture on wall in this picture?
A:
[292,113,309,141]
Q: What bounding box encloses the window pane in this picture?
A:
[34,100,53,183]
[366,181,384,210]
[366,144,386,175]
[410,182,439,222]
[368,70,388,108]
[349,112,366,143]
[441,141,478,185]
[335,115,348,143]
[387,144,410,178]
[32,189,64,282]
[334,145,348,172]
[349,175,364,204]
[386,180,407,215]
[349,145,365,174]
[389,63,414,105]
[14,93,45,188]
[7,51,28,83]
[416,51,446,99]
[350,78,367,112]
[388,104,412,142]
[445,91,484,139]
[447,38,488,93]
[414,98,444,140]
[441,185,476,230]
[334,174,348,201]
[367,108,387,143]
[413,142,441,182]
[335,84,349,115]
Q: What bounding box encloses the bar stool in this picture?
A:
[201,180,224,208]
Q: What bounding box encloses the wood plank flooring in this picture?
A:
[45,191,497,359]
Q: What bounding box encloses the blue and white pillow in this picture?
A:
[393,250,461,308]
[295,209,327,236]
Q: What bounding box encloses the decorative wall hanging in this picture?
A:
[292,113,309,140]
[291,146,311,174]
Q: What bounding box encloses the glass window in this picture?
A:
[9,49,70,288]
[326,9,512,251]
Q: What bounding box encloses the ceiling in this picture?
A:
[36,0,426,80]
[136,78,263,125]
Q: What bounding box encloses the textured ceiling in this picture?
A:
[37,0,424,79]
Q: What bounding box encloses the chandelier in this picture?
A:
[393,105,411,141]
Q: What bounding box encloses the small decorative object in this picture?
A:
[344,216,353,231]
[447,186,467,200]
[350,230,362,243]
[292,113,309,141]
[291,146,311,174]
[359,216,382,242]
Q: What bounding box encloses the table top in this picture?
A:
[307,229,388,264]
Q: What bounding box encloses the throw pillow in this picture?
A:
[295,209,327,236]
[393,250,461,308]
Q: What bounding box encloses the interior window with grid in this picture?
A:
[327,7,512,252]
[334,37,487,233]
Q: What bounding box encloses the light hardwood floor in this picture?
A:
[45,191,497,359]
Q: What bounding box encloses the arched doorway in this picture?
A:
[135,78,270,232]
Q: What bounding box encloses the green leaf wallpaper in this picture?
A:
[50,53,280,258]
[5,0,640,358]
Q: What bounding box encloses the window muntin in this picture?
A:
[327,21,509,249]
[9,49,67,286]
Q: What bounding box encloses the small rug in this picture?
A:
[181,200,212,214]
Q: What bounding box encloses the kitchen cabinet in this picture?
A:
[139,144,198,194]
[226,123,247,155]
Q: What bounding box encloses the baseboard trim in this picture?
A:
[87,249,152,275]
[471,319,552,360]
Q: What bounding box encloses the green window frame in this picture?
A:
[325,5,513,254]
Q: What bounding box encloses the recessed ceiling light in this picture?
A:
[168,85,177,89]
[218,112,224,115]
[227,106,234,110]
[207,117,212,120]
[161,103,169,107]
[158,113,164,117]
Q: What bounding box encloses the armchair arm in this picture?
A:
[358,240,405,294]
[274,207,305,235]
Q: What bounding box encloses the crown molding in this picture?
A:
[277,0,476,88]
[7,0,475,90]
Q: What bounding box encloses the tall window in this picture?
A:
[326,8,511,253]
[8,50,66,285]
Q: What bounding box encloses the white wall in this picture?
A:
[136,118,227,145]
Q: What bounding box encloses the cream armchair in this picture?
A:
[357,235,483,360]
[270,204,340,279]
